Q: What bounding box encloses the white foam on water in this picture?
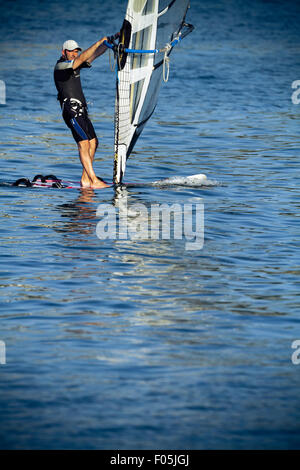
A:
[152,173,218,187]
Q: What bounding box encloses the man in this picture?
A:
[54,38,110,189]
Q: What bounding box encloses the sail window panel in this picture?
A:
[142,0,156,15]
[156,0,189,49]
[133,0,147,13]
[130,79,145,124]
[138,67,162,124]
[157,0,172,11]
[131,25,153,69]
[157,8,176,48]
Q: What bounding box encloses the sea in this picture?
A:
[0,0,299,450]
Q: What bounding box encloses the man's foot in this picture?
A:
[80,180,91,188]
[90,178,110,189]
[80,177,109,189]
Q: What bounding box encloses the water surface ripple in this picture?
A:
[0,0,300,449]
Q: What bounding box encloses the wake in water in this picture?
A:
[152,174,219,187]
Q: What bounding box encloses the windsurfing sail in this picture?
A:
[110,0,194,184]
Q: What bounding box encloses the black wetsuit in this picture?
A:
[54,57,96,143]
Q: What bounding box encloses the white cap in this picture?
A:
[62,39,82,51]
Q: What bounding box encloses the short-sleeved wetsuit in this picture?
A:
[54,58,97,143]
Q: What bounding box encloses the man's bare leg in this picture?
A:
[78,139,109,188]
[81,137,98,185]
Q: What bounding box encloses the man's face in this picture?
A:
[64,49,80,60]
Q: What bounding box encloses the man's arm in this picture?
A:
[85,42,108,64]
[73,37,107,69]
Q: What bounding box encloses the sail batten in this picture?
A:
[113,0,193,184]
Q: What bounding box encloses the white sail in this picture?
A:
[113,0,193,184]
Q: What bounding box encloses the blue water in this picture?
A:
[0,0,300,450]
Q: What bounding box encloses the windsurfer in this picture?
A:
[54,38,111,189]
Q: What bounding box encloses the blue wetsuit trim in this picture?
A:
[71,118,88,140]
